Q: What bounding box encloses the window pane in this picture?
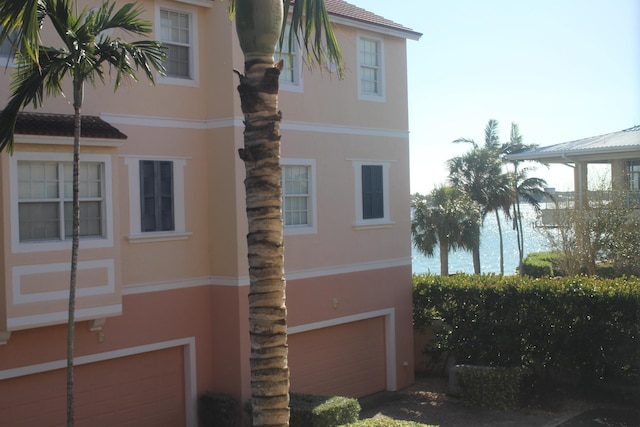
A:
[19,202,60,241]
[18,161,59,199]
[161,9,191,79]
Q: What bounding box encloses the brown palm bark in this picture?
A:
[236,59,290,425]
[235,2,289,424]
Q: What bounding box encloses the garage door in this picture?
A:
[288,317,386,397]
[0,347,185,427]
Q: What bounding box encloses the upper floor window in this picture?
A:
[124,156,190,242]
[353,160,392,227]
[156,3,199,86]
[275,24,302,89]
[0,25,18,66]
[358,36,384,101]
[282,159,317,235]
[18,161,104,242]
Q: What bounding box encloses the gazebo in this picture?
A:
[507,125,640,208]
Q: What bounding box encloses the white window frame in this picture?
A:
[275,24,303,92]
[124,155,190,243]
[155,2,199,87]
[352,160,393,228]
[9,152,114,253]
[282,158,317,235]
[357,34,385,102]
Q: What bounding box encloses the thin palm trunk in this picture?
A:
[495,210,504,275]
[236,56,290,427]
[439,238,449,276]
[67,74,83,427]
[472,228,481,274]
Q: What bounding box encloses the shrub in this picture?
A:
[413,274,640,387]
[290,393,360,427]
[341,417,434,427]
[520,251,558,277]
[198,392,239,427]
[456,366,534,410]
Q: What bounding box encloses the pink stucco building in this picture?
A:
[0,1,421,425]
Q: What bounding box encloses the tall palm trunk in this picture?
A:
[495,210,504,275]
[235,1,289,425]
[438,238,449,276]
[472,226,481,274]
[67,74,83,427]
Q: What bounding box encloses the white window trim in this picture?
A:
[282,158,317,235]
[155,1,199,87]
[352,160,393,228]
[357,33,385,102]
[9,152,114,253]
[124,155,190,243]
[276,24,304,92]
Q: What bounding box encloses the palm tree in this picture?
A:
[231,1,342,425]
[411,188,481,276]
[502,123,549,275]
[450,119,514,274]
[0,1,165,425]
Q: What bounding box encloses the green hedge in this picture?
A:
[520,251,558,277]
[413,274,640,386]
[198,392,238,427]
[456,366,533,410]
[290,393,360,427]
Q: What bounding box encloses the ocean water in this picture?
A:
[412,205,551,275]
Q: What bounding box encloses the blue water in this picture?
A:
[412,205,550,275]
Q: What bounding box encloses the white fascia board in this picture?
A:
[330,15,421,41]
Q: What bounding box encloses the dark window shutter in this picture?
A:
[362,165,384,219]
[140,161,174,232]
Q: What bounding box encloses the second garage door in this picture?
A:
[288,317,386,397]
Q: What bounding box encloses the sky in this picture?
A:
[347,0,640,194]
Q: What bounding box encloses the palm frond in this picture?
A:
[284,0,343,77]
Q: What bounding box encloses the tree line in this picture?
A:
[411,119,550,276]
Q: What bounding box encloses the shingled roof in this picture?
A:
[325,0,421,39]
[15,112,127,140]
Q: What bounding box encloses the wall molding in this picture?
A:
[101,113,408,139]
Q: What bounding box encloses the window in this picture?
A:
[18,161,104,242]
[361,165,383,219]
[353,161,392,227]
[627,160,640,192]
[282,159,316,235]
[0,25,18,66]
[156,3,198,85]
[358,36,384,100]
[124,156,189,242]
[275,24,302,89]
[140,160,174,232]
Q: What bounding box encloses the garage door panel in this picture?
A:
[289,317,386,397]
[0,347,185,427]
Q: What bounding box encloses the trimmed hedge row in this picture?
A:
[413,274,640,386]
[290,393,360,427]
